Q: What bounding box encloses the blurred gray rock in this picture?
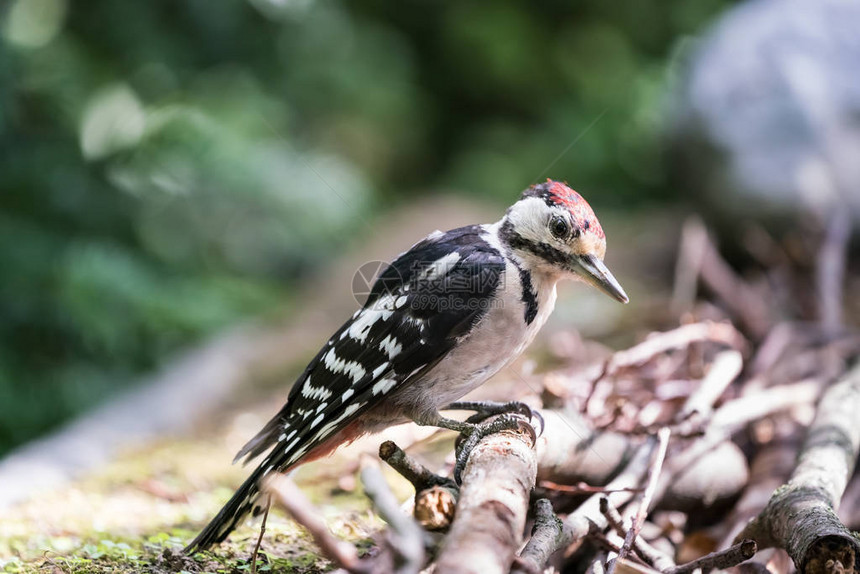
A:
[673,0,860,224]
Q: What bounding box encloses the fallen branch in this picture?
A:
[265,466,425,574]
[736,362,860,574]
[434,418,537,574]
[379,441,458,531]
[666,539,757,574]
[710,379,821,430]
[359,459,425,574]
[716,423,802,548]
[514,498,568,574]
[676,349,743,423]
[264,475,367,573]
[604,322,746,378]
[512,437,661,574]
[673,217,772,339]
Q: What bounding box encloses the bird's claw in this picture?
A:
[452,414,537,485]
[446,400,545,436]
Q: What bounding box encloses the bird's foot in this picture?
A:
[452,414,536,484]
[445,400,544,435]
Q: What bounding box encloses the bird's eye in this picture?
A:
[549,216,570,239]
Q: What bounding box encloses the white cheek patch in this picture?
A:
[507,197,554,244]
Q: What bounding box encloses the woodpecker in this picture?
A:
[186,179,628,552]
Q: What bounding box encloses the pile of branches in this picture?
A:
[261,217,860,574]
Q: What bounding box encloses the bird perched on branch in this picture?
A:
[186,179,628,552]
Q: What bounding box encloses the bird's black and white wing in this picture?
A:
[185,225,505,551]
[236,224,506,467]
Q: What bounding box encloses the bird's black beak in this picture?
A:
[572,254,629,303]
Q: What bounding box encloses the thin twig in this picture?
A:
[378,440,451,491]
[817,210,851,336]
[691,218,772,339]
[539,481,643,495]
[608,428,670,574]
[591,532,653,568]
[263,475,366,573]
[666,540,757,574]
[677,350,743,422]
[359,459,425,573]
[548,439,657,569]
[672,216,710,314]
[599,497,675,572]
[250,495,271,574]
[710,379,821,431]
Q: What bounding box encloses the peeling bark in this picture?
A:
[434,420,537,574]
[737,363,860,574]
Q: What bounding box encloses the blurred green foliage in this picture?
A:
[0,0,728,454]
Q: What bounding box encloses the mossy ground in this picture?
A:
[0,398,427,574]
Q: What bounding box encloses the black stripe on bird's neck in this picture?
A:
[517,266,538,325]
[498,220,542,325]
[499,219,571,269]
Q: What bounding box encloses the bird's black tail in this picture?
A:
[184,468,267,553]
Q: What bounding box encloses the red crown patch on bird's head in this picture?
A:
[523,179,605,239]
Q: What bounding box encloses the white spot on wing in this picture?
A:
[420,252,461,280]
[288,445,309,465]
[344,403,361,417]
[301,375,333,401]
[315,403,363,440]
[341,388,354,402]
[347,306,388,343]
[379,334,402,359]
[372,362,389,378]
[284,436,300,453]
[324,348,367,383]
[372,377,398,395]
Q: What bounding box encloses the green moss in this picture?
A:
[0,407,381,574]
[1,525,342,574]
